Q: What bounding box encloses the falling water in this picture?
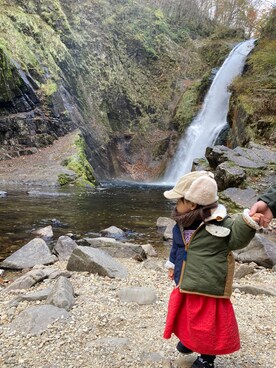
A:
[163,39,255,185]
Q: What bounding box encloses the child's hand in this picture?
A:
[251,212,264,225]
[168,268,174,280]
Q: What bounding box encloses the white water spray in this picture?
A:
[162,39,255,185]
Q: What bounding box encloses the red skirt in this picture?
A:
[163,287,240,355]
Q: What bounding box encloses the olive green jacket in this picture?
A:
[179,205,257,298]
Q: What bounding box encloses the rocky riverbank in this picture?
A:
[0,225,275,368]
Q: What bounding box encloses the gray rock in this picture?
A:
[205,145,232,168]
[141,259,164,272]
[8,305,71,335]
[46,276,75,311]
[215,162,246,190]
[221,187,258,209]
[67,246,128,278]
[141,244,157,257]
[0,191,7,197]
[80,237,146,260]
[53,235,78,261]
[0,238,56,270]
[32,225,53,239]
[100,226,125,239]
[118,286,157,305]
[9,288,52,307]
[163,222,175,241]
[206,144,270,170]
[249,142,276,164]
[234,234,276,268]
[156,217,175,230]
[233,284,276,296]
[234,263,255,279]
[4,268,48,291]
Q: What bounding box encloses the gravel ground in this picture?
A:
[0,257,275,368]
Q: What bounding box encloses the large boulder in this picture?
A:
[234,234,276,268]
[221,187,258,209]
[215,161,246,190]
[67,246,128,278]
[8,305,70,336]
[79,237,146,260]
[0,238,56,270]
[206,144,273,170]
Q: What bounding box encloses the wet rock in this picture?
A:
[0,191,7,197]
[0,238,56,270]
[67,246,128,278]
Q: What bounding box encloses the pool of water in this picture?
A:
[0,182,174,261]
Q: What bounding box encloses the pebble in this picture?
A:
[0,258,275,368]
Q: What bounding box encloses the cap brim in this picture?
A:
[163,189,183,200]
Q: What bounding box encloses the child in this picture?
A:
[163,171,263,368]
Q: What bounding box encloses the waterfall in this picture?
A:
[162,39,255,185]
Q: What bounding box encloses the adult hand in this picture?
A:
[249,200,273,227]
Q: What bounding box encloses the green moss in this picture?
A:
[58,173,73,186]
[62,135,96,187]
[172,83,200,133]
[41,80,58,96]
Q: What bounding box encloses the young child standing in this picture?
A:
[163,171,262,368]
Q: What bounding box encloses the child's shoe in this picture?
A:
[191,356,215,368]
[176,341,193,354]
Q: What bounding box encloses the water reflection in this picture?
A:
[0,182,174,261]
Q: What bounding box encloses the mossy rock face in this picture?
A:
[228,10,276,147]
[61,135,96,187]
[1,0,265,181]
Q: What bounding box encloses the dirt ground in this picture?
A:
[0,131,79,187]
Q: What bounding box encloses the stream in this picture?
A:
[0,183,173,261]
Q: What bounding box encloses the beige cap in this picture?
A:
[163,171,215,200]
[185,176,218,205]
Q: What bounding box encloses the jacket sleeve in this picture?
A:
[259,185,276,217]
[224,214,256,251]
[168,224,179,267]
